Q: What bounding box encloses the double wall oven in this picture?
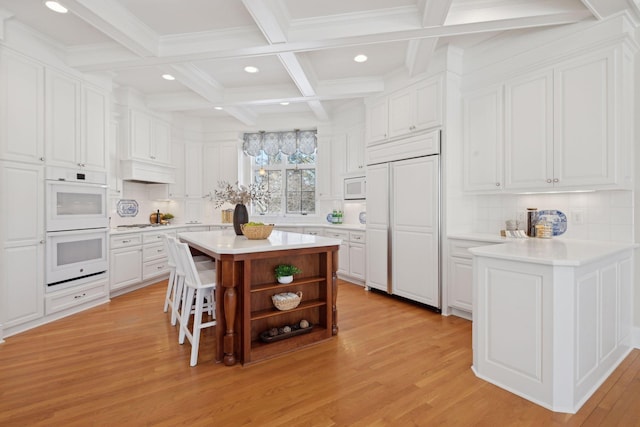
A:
[45,167,108,292]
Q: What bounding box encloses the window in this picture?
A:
[251,151,316,215]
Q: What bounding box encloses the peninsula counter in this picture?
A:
[178,230,341,366]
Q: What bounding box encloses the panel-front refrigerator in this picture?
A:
[365,154,440,309]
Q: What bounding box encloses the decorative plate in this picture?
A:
[537,210,567,236]
[116,199,139,217]
[326,213,334,224]
[359,211,366,224]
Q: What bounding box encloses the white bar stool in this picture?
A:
[174,241,217,366]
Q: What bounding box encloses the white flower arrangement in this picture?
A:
[213,180,272,210]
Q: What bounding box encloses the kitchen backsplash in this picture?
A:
[468,190,633,242]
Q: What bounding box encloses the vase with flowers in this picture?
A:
[213,181,272,235]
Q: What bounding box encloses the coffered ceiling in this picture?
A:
[0,0,634,125]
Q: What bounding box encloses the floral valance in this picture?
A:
[242,129,317,157]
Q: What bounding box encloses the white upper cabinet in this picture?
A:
[553,50,617,188]
[169,141,185,198]
[45,69,108,172]
[365,96,389,144]
[463,85,503,192]
[504,70,553,190]
[202,141,238,197]
[465,46,630,193]
[345,125,365,173]
[0,49,45,164]
[388,77,442,139]
[184,142,203,198]
[127,109,171,165]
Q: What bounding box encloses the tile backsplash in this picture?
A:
[470,190,633,242]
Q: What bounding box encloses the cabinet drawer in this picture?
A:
[303,227,323,236]
[143,258,169,279]
[349,231,366,243]
[143,242,167,262]
[110,233,142,248]
[142,229,174,244]
[324,229,349,240]
[449,239,497,258]
[45,279,108,315]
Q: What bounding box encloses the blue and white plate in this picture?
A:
[359,212,366,224]
[537,210,567,236]
[117,199,139,217]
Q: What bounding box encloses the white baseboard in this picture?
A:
[634,326,640,349]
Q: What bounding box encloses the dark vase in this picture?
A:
[233,203,249,235]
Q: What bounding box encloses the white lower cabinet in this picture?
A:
[110,244,143,291]
[447,238,501,316]
[324,229,366,285]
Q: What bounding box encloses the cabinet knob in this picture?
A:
[495,182,501,187]
[546,179,553,183]
[553,178,559,183]
[40,157,45,162]
[40,240,45,244]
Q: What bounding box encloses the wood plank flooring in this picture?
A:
[1,280,639,426]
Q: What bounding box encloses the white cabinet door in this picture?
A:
[366,96,388,144]
[45,69,81,168]
[203,142,238,197]
[348,243,365,281]
[504,71,553,190]
[184,143,203,198]
[413,77,442,131]
[82,84,108,171]
[0,50,45,164]
[365,163,389,292]
[169,141,185,198]
[346,125,365,173]
[448,257,473,312]
[554,50,616,188]
[391,156,439,307]
[219,142,238,183]
[0,162,44,329]
[109,246,142,291]
[463,85,503,192]
[130,109,152,161]
[338,242,349,276]
[152,118,171,164]
[388,88,413,138]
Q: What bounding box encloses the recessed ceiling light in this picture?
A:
[280,102,290,106]
[162,74,175,81]
[214,107,223,110]
[44,1,68,13]
[354,54,368,63]
[244,66,259,73]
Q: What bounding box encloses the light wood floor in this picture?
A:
[1,280,639,426]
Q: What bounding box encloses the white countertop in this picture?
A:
[110,222,365,235]
[178,229,342,255]
[447,233,507,243]
[468,238,637,266]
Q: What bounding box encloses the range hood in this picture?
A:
[120,159,176,184]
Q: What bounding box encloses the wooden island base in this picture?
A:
[179,230,340,366]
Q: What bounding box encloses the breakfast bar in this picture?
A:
[178,229,341,366]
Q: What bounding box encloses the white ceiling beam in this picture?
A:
[74,11,592,73]
[167,63,224,104]
[0,8,14,41]
[241,0,289,44]
[222,106,258,126]
[277,52,317,97]
[306,100,330,122]
[578,0,629,19]
[406,0,454,77]
[61,0,158,57]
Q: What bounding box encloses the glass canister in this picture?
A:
[535,221,553,238]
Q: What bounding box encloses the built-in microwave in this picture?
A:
[45,167,108,231]
[344,176,366,200]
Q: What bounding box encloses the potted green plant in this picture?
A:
[274,264,302,284]
[162,212,174,223]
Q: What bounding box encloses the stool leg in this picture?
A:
[163,269,175,312]
[190,289,206,366]
[171,275,184,326]
[179,286,195,345]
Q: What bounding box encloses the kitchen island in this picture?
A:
[178,229,341,366]
[469,238,636,413]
